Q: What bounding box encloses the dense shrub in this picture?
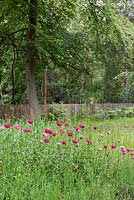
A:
[93,107,134,120]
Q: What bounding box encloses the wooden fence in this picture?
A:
[0,103,134,118]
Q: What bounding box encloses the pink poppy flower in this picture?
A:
[87,140,93,145]
[61,140,66,145]
[105,152,110,156]
[64,123,69,127]
[51,131,57,136]
[93,126,97,129]
[43,133,48,137]
[23,128,31,133]
[111,144,116,149]
[80,124,86,128]
[120,146,125,150]
[44,129,53,134]
[126,148,131,152]
[74,126,81,132]
[104,145,108,149]
[59,129,65,134]
[98,148,102,151]
[121,149,127,155]
[40,139,44,144]
[4,113,10,118]
[0,126,5,130]
[68,132,73,137]
[56,121,62,126]
[44,138,50,143]
[72,139,78,144]
[80,135,84,139]
[27,119,33,124]
[4,123,11,128]
[14,125,20,130]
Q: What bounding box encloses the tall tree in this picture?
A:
[26,0,39,116]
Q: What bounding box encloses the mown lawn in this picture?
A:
[0,117,134,200]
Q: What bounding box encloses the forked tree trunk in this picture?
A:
[26,0,39,117]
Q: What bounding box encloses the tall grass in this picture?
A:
[0,117,134,200]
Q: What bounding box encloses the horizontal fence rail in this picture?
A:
[0,103,134,118]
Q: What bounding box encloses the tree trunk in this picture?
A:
[124,68,129,103]
[26,0,39,117]
[43,67,47,104]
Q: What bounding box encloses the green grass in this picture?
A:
[0,117,134,200]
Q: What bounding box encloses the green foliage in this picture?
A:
[0,0,134,104]
[48,103,69,120]
[74,106,90,120]
[93,106,134,120]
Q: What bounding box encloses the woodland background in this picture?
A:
[0,0,134,116]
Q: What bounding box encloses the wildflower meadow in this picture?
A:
[0,115,134,200]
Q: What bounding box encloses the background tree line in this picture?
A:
[0,0,134,115]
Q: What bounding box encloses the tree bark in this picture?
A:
[43,67,47,104]
[26,0,39,117]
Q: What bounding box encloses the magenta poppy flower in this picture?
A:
[72,139,78,144]
[4,123,11,128]
[104,145,108,149]
[64,123,69,127]
[44,138,50,143]
[23,128,31,133]
[14,125,20,130]
[111,144,116,149]
[80,124,86,128]
[80,135,84,139]
[74,126,81,132]
[120,146,125,150]
[126,148,131,152]
[56,121,62,126]
[68,132,73,137]
[27,119,33,124]
[93,126,97,129]
[61,140,66,144]
[87,140,93,145]
[44,129,53,134]
[121,149,127,155]
[51,131,57,136]
[59,129,65,134]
